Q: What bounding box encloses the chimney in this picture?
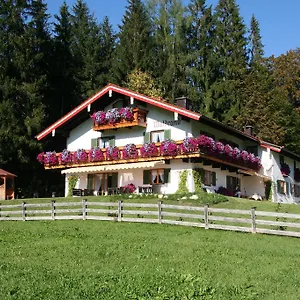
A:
[175,97,192,110]
[244,125,254,136]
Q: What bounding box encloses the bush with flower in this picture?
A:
[106,146,120,160]
[92,107,134,126]
[160,139,178,156]
[180,137,198,153]
[122,144,138,159]
[224,144,233,158]
[92,111,106,125]
[89,147,104,162]
[105,108,121,124]
[73,149,88,163]
[197,135,216,154]
[281,163,290,176]
[44,151,58,165]
[37,152,44,164]
[122,183,136,193]
[120,107,134,122]
[59,149,73,164]
[140,142,158,158]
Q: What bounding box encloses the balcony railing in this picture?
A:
[37,136,262,172]
[92,107,147,131]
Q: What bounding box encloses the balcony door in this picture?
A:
[98,173,118,194]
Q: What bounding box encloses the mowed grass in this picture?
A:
[1,221,300,299]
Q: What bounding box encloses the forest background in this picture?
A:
[1,0,299,197]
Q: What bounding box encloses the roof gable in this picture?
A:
[36,84,201,140]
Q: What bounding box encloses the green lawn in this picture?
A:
[1,220,300,299]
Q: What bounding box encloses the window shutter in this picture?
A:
[164,129,171,140]
[91,138,98,148]
[111,173,118,188]
[164,168,171,183]
[212,172,216,186]
[144,132,150,143]
[109,138,115,147]
[143,170,150,184]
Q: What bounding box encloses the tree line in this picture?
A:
[0,0,299,197]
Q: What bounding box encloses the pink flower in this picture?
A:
[140,142,158,158]
[89,148,104,162]
[160,140,177,156]
[122,144,138,159]
[37,152,44,164]
[181,137,198,153]
[106,146,120,160]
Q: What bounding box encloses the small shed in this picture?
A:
[0,169,16,200]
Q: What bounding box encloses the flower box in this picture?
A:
[92,107,147,131]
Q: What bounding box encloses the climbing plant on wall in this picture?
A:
[177,170,189,194]
[68,175,79,197]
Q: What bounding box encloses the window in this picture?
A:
[195,168,216,186]
[143,169,170,184]
[226,176,240,195]
[151,169,164,184]
[99,136,115,148]
[294,185,300,197]
[87,174,95,190]
[151,131,165,143]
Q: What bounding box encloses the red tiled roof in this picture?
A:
[0,169,16,177]
[35,84,201,141]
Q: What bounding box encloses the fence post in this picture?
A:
[158,201,163,224]
[51,201,56,220]
[204,204,209,229]
[251,207,257,233]
[22,202,26,221]
[118,200,123,222]
[82,199,87,220]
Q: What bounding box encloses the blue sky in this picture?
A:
[46,0,300,57]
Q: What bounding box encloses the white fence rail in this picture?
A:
[1,200,300,238]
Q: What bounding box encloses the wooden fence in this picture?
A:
[1,200,300,238]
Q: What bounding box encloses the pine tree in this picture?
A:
[210,0,248,121]
[185,0,215,112]
[249,14,264,67]
[0,0,52,196]
[148,0,187,101]
[71,0,103,99]
[53,1,79,118]
[98,16,116,86]
[112,0,153,85]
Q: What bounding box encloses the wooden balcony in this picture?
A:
[42,141,261,173]
[93,107,148,131]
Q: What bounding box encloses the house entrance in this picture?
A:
[93,173,118,195]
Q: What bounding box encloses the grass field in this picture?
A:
[1,220,300,299]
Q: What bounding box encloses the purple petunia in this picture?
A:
[89,147,104,162]
[122,144,138,159]
[140,142,159,158]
